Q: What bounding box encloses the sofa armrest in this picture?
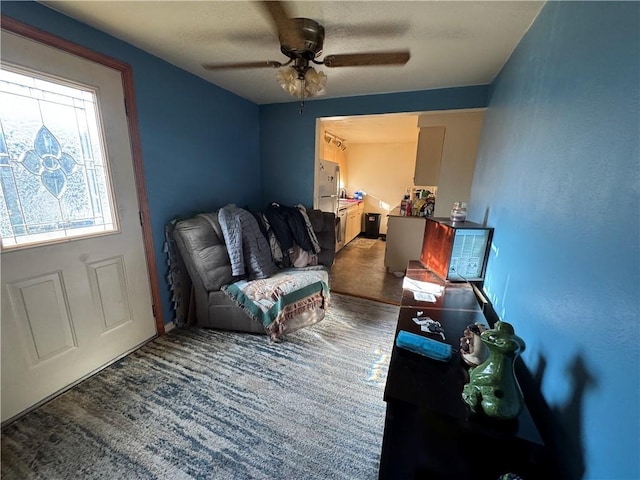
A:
[307,209,336,267]
[173,213,234,292]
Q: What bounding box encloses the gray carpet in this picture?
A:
[1,294,399,480]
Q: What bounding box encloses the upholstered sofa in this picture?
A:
[170,208,336,336]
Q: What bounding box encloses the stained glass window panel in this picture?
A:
[0,66,117,249]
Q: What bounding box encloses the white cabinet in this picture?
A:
[341,202,364,247]
[384,215,427,273]
[346,207,358,244]
[336,202,364,251]
[414,126,445,186]
[415,111,485,217]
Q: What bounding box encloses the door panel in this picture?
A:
[5,272,77,365]
[1,29,157,423]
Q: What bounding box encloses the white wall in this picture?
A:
[345,142,417,234]
[418,110,484,217]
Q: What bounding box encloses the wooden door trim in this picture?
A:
[1,15,165,335]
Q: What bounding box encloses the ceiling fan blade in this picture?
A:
[322,51,410,68]
[202,60,284,70]
[258,1,303,49]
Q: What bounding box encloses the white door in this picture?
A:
[0,30,157,422]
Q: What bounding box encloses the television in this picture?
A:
[420,217,493,282]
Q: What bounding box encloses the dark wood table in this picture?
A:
[378,262,549,479]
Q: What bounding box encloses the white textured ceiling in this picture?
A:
[41,1,544,105]
[322,113,420,144]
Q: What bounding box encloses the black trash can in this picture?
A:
[364,212,381,238]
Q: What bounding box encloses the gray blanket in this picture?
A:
[218,205,278,279]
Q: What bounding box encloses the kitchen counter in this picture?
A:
[388,206,427,218]
[338,199,363,211]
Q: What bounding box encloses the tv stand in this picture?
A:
[378,261,549,479]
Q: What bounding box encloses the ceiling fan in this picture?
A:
[202,1,410,101]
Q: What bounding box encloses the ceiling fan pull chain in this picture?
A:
[299,76,306,115]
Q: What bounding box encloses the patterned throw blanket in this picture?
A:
[222,267,330,340]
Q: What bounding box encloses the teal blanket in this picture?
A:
[222,267,330,339]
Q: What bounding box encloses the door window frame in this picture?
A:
[0,64,120,249]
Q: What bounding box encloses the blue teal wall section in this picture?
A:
[258,86,488,207]
[2,2,261,327]
[470,2,639,478]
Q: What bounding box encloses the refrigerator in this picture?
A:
[317,160,343,251]
[317,160,340,215]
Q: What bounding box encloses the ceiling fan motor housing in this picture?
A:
[280,18,325,60]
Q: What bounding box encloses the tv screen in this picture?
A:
[448,229,491,281]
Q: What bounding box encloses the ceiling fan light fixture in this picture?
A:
[304,67,327,96]
[276,66,327,99]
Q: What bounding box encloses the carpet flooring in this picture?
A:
[1,294,399,480]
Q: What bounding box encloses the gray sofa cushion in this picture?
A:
[173,213,234,291]
[307,209,336,267]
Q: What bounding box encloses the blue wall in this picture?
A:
[470,2,639,478]
[2,2,261,326]
[259,86,488,207]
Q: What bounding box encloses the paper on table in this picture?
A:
[402,277,444,295]
[413,291,437,302]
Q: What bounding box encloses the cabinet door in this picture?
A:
[343,208,351,244]
[357,203,364,233]
[414,126,446,185]
[347,210,357,243]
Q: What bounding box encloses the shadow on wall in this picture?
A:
[472,295,591,479]
[521,353,595,480]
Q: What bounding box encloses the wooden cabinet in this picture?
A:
[413,126,445,186]
[384,215,427,273]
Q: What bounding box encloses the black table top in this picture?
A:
[402,261,482,311]
[384,263,544,447]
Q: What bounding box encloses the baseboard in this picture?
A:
[164,321,176,333]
